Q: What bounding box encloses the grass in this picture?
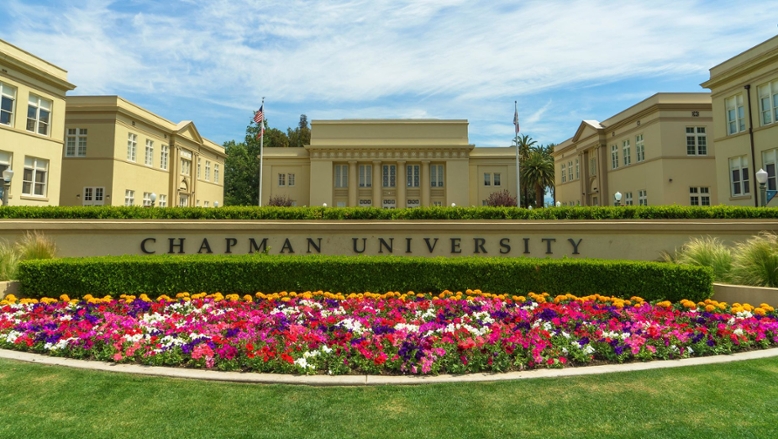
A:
[1,357,777,438]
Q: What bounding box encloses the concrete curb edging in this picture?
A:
[2,347,777,386]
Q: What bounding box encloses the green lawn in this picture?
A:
[1,357,777,439]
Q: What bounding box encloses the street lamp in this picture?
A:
[323,203,327,207]
[555,201,561,208]
[756,168,768,207]
[150,193,157,207]
[214,201,219,208]
[2,169,13,206]
[451,203,456,207]
[614,191,622,207]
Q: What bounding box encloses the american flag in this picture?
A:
[254,104,265,139]
[513,106,520,134]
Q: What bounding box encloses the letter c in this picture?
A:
[141,237,156,254]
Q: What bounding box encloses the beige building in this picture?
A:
[261,119,518,207]
[0,39,76,206]
[554,93,716,207]
[702,35,778,207]
[62,96,225,207]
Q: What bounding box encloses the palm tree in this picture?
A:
[513,134,537,207]
[522,148,555,207]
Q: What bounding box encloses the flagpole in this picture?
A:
[514,101,521,208]
[258,97,265,207]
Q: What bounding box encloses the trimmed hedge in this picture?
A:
[17,254,714,302]
[0,205,778,220]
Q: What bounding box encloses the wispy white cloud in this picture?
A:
[2,0,777,146]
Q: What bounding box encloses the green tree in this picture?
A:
[513,134,537,207]
[521,146,555,208]
[287,114,311,147]
[223,140,256,206]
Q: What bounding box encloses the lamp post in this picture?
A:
[150,193,157,207]
[555,201,561,207]
[614,191,622,207]
[2,169,13,206]
[214,201,219,208]
[756,168,768,207]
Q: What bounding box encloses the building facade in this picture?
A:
[0,39,76,206]
[62,96,225,207]
[261,120,518,207]
[554,93,716,207]
[702,35,778,207]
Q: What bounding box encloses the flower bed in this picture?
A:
[1,291,777,375]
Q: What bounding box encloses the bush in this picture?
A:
[731,232,778,287]
[0,205,777,220]
[267,195,294,207]
[16,231,57,261]
[16,254,714,302]
[0,241,18,281]
[485,190,517,207]
[671,236,733,283]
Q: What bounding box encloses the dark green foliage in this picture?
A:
[1,205,778,220]
[17,254,713,302]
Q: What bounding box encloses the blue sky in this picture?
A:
[2,0,777,147]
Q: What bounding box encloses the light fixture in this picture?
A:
[614,191,622,207]
[555,201,561,207]
[150,192,157,207]
[214,201,219,208]
[451,203,456,207]
[323,203,327,207]
[757,168,768,207]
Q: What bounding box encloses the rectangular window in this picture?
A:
[145,140,154,166]
[726,94,746,135]
[160,145,169,170]
[638,190,647,206]
[382,165,396,187]
[180,150,192,176]
[625,192,633,206]
[66,128,88,157]
[359,165,372,188]
[407,165,420,187]
[287,172,293,187]
[26,94,51,136]
[686,127,707,155]
[430,164,444,187]
[729,156,750,196]
[622,140,631,166]
[127,133,137,162]
[759,149,778,195]
[0,82,17,126]
[334,164,348,188]
[159,194,167,207]
[567,161,573,181]
[574,158,579,180]
[143,192,153,207]
[560,164,566,183]
[125,190,135,206]
[494,173,501,186]
[214,164,220,183]
[484,172,491,186]
[278,173,286,186]
[611,145,619,169]
[22,157,48,197]
[197,158,202,178]
[758,80,778,126]
[635,134,645,162]
[690,187,711,206]
[590,157,597,176]
[204,201,210,207]
[179,194,189,207]
[205,160,211,181]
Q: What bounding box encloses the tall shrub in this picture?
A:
[731,232,778,287]
[673,236,733,283]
